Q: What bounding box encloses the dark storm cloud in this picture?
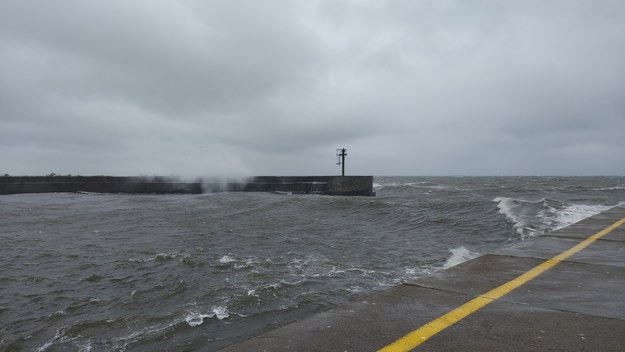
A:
[1,0,624,176]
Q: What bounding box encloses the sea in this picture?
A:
[1,176,624,351]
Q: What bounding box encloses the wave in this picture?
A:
[36,304,232,351]
[494,197,613,239]
[592,186,625,191]
[442,246,481,269]
[373,181,450,192]
[552,203,615,230]
[108,316,184,351]
[185,306,230,327]
[219,255,237,264]
[127,251,200,267]
[36,328,93,352]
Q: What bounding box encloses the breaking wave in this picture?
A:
[185,306,230,327]
[494,196,613,239]
[442,246,481,269]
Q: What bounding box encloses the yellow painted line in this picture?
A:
[378,217,625,352]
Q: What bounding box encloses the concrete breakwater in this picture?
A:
[0,175,375,196]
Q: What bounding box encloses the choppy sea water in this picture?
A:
[1,176,624,351]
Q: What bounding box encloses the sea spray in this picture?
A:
[443,246,480,269]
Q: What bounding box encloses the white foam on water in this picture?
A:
[233,257,260,270]
[593,186,625,191]
[47,310,67,318]
[185,313,214,327]
[80,342,92,352]
[347,285,364,294]
[219,255,237,264]
[36,330,61,352]
[553,204,614,230]
[402,266,435,281]
[110,318,179,350]
[36,328,93,352]
[127,251,180,263]
[404,267,418,275]
[212,306,230,320]
[154,252,176,261]
[185,306,230,327]
[442,246,480,269]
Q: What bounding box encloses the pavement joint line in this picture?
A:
[534,307,625,321]
[377,217,625,352]
[406,283,531,307]
[542,233,624,243]
[486,252,625,267]
[497,254,625,269]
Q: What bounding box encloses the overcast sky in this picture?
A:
[1,0,624,176]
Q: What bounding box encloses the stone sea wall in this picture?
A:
[0,176,375,196]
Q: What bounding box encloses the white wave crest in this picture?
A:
[443,246,480,269]
[219,255,237,264]
[553,204,614,230]
[36,327,93,352]
[494,196,617,239]
[185,306,230,327]
[128,252,181,263]
[109,317,179,350]
[593,186,625,191]
[493,196,533,237]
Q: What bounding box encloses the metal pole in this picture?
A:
[341,148,346,176]
[336,148,347,176]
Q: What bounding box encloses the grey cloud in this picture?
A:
[1,0,624,176]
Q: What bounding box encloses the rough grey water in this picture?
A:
[1,176,624,351]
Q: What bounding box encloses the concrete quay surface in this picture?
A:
[219,205,625,351]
